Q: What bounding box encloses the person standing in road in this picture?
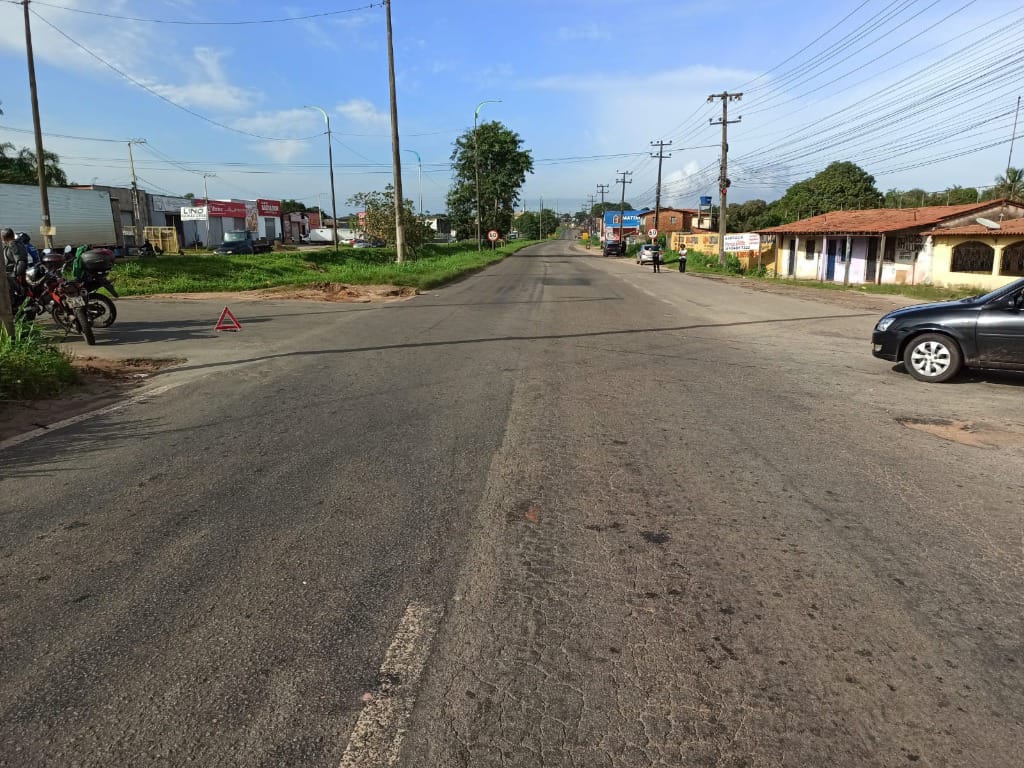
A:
[652,246,661,273]
[679,244,688,273]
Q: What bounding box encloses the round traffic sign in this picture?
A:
[487,229,499,241]
[647,228,658,238]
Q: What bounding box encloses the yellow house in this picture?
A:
[923,217,1024,290]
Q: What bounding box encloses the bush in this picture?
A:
[0,318,78,400]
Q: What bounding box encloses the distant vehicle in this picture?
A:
[352,240,373,249]
[214,230,272,255]
[872,277,1024,382]
[636,244,662,264]
[602,241,623,257]
[508,231,519,240]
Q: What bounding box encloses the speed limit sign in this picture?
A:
[647,228,658,238]
[487,229,499,241]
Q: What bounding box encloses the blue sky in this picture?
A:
[1,0,1022,215]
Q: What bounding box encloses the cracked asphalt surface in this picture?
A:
[3,239,1024,766]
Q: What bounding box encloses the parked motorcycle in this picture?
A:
[41,246,117,328]
[20,264,95,345]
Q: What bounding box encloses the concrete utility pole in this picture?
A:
[596,183,609,241]
[304,105,338,254]
[615,170,632,249]
[126,139,146,246]
[1008,95,1021,179]
[650,140,672,241]
[586,193,597,240]
[709,91,742,266]
[384,0,406,262]
[23,0,53,250]
[473,99,501,250]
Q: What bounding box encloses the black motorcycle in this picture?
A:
[18,265,95,345]
[41,247,117,328]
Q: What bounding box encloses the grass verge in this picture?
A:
[113,241,541,296]
[651,248,982,303]
[0,319,79,400]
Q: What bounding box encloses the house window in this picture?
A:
[1001,241,1024,276]
[670,216,677,224]
[804,239,816,260]
[951,241,995,273]
[838,240,849,263]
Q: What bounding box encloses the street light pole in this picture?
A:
[474,99,501,250]
[404,149,422,216]
[305,105,338,254]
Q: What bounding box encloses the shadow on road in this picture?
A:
[167,312,877,375]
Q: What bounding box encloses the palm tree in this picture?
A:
[993,167,1024,202]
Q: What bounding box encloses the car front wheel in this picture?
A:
[903,333,962,383]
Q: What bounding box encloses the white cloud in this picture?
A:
[336,99,388,127]
[249,138,309,164]
[557,23,609,42]
[149,47,257,112]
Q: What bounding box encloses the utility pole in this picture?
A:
[202,173,215,249]
[586,193,596,241]
[709,91,742,266]
[126,139,146,247]
[650,140,672,241]
[596,183,609,242]
[615,170,632,250]
[23,0,53,250]
[384,0,406,262]
[1008,95,1021,179]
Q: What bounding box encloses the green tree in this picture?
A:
[592,201,633,216]
[347,185,433,253]
[281,199,307,214]
[990,167,1024,202]
[725,199,781,232]
[514,209,558,239]
[773,161,882,222]
[0,143,68,186]
[447,120,534,240]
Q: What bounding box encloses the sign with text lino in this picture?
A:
[723,233,761,253]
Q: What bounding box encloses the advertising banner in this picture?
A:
[180,206,208,221]
[723,233,762,252]
[257,199,282,216]
[195,199,247,218]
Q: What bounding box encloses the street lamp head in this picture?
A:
[304,105,330,127]
[474,98,502,119]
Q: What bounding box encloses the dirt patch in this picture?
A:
[127,283,418,303]
[0,357,179,444]
[897,417,1024,448]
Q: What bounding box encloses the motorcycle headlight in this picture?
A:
[876,316,895,332]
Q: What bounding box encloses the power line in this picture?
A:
[26,0,382,26]
[28,8,324,143]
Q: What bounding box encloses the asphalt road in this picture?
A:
[3,240,1024,767]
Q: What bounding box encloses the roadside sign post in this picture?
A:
[487,229,499,250]
[647,227,658,242]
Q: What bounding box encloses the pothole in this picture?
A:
[897,417,1024,448]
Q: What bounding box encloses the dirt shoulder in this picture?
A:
[124,282,418,303]
[0,357,178,444]
[689,272,926,312]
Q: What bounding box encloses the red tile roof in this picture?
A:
[758,201,1007,235]
[924,218,1024,237]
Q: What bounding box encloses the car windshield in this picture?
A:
[223,231,248,243]
[972,277,1024,304]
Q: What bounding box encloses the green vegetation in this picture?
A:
[113,241,541,296]
[0,318,78,400]
[661,248,980,302]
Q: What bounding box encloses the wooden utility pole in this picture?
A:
[615,171,632,249]
[23,0,53,250]
[384,0,406,262]
[650,140,672,241]
[709,91,742,266]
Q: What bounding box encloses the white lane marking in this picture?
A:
[339,601,443,768]
[0,382,181,452]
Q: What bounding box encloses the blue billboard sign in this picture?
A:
[603,211,642,228]
[699,196,712,206]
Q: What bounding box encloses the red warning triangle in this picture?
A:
[215,306,242,332]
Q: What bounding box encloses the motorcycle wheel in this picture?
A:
[51,305,76,332]
[73,306,96,345]
[87,294,117,327]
